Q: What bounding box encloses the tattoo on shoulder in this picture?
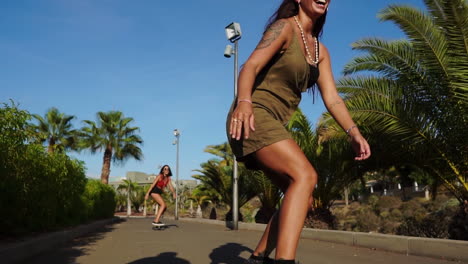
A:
[255,20,286,50]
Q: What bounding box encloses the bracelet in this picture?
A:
[237,99,252,104]
[346,125,357,136]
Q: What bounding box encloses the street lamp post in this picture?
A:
[173,129,180,220]
[224,22,242,230]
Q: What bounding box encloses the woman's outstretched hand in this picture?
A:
[145,193,149,200]
[350,133,371,161]
[229,102,255,140]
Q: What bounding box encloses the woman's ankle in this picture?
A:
[251,251,264,257]
[249,254,263,260]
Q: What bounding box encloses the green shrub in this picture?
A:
[82,179,116,220]
[400,199,427,220]
[0,102,30,234]
[389,208,403,221]
[397,205,457,239]
[304,208,337,230]
[449,203,468,240]
[331,192,466,239]
[342,220,356,231]
[379,211,390,219]
[427,195,450,211]
[0,102,87,236]
[380,219,400,234]
[355,208,380,232]
[20,149,87,232]
[375,196,402,213]
[366,195,379,209]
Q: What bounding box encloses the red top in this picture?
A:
[155,175,169,189]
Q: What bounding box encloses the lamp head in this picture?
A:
[173,129,180,137]
[225,22,242,43]
[224,45,233,58]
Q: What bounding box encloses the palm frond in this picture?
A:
[345,38,424,81]
[379,5,450,79]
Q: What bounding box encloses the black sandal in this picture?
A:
[243,254,274,264]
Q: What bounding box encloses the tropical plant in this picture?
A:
[188,188,212,218]
[141,184,153,216]
[193,143,258,221]
[78,111,143,184]
[204,143,233,166]
[115,191,127,212]
[319,0,467,203]
[117,179,139,215]
[131,185,146,213]
[82,179,116,220]
[286,109,363,217]
[1,102,89,235]
[251,170,282,224]
[29,107,77,153]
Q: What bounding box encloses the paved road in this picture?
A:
[22,218,465,264]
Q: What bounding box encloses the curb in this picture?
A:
[0,217,119,264]
[179,217,468,262]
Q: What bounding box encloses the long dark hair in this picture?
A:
[265,0,327,38]
[159,164,173,177]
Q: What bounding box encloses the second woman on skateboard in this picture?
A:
[145,165,177,225]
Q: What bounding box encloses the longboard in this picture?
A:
[152,224,168,230]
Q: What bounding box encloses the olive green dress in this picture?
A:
[226,27,320,168]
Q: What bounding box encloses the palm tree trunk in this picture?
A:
[196,205,202,218]
[127,191,131,216]
[48,138,55,153]
[101,146,112,184]
[344,187,349,206]
[189,200,194,216]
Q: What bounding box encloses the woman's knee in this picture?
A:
[290,167,317,191]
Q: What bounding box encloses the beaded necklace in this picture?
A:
[293,16,319,65]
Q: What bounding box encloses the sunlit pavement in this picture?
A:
[22,218,465,264]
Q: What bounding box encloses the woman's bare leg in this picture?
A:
[254,139,317,260]
[252,196,314,258]
[251,172,314,258]
[151,193,166,222]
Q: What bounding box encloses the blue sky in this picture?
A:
[1,0,426,181]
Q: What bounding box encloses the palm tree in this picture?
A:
[193,143,259,221]
[117,179,139,216]
[204,143,233,166]
[30,107,77,153]
[191,183,222,219]
[201,143,284,223]
[78,111,143,184]
[188,188,212,218]
[251,171,282,224]
[130,185,146,213]
[115,191,127,212]
[142,184,153,217]
[320,0,467,203]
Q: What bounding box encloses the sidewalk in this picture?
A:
[14,217,467,264]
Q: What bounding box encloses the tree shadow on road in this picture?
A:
[209,242,252,264]
[20,217,126,264]
[128,252,191,264]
